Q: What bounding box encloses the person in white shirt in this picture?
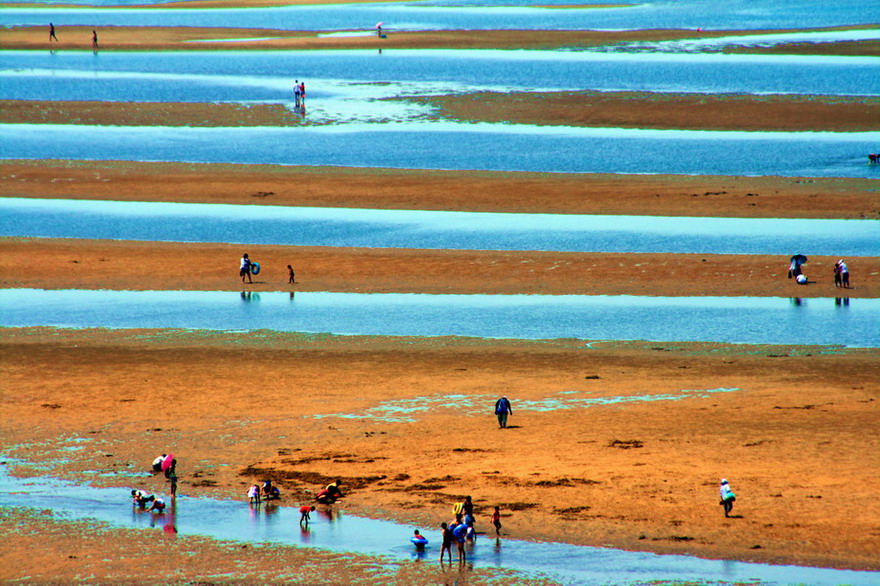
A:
[719,478,736,518]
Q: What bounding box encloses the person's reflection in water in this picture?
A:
[289,291,295,302]
[835,297,850,307]
[240,291,260,302]
[299,524,312,543]
[790,297,803,306]
[317,507,337,523]
[163,505,178,536]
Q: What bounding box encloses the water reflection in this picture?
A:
[835,297,851,307]
[790,297,804,306]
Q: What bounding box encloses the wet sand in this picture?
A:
[3,238,878,298]
[422,91,880,132]
[3,24,878,53]
[4,160,878,219]
[2,328,878,573]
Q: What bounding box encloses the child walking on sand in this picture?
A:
[288,264,296,284]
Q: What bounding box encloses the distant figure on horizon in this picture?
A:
[240,253,252,284]
[495,395,512,428]
[92,30,98,49]
[288,264,296,284]
[49,23,58,42]
[719,478,736,518]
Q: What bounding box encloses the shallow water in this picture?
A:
[2,0,878,32]
[1,465,878,585]
[2,289,876,347]
[2,198,877,256]
[2,123,878,178]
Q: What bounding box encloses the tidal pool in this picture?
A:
[2,466,878,585]
[1,289,876,347]
[2,197,877,256]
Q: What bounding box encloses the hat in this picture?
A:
[720,478,728,484]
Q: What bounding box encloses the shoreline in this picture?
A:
[3,327,879,572]
[2,25,878,54]
[3,238,878,298]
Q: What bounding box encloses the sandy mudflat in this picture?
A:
[3,160,878,219]
[2,328,878,574]
[3,24,878,53]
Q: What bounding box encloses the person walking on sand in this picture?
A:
[491,505,502,536]
[240,253,253,284]
[719,478,736,518]
[833,262,842,288]
[838,259,850,288]
[439,522,453,563]
[288,264,296,284]
[49,23,58,42]
[92,30,98,49]
[495,395,512,428]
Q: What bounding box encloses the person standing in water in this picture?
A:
[491,505,502,536]
[495,395,512,428]
[49,23,58,42]
[439,522,453,563]
[299,505,316,526]
[293,80,301,108]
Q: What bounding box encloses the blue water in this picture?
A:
[2,289,876,347]
[2,123,878,178]
[2,0,879,32]
[2,466,877,585]
[2,198,877,256]
[3,50,878,100]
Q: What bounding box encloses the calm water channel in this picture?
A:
[2,466,878,586]
[2,289,876,347]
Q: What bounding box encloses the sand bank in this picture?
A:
[3,24,877,53]
[421,91,880,132]
[2,238,877,298]
[2,328,878,572]
[3,160,877,219]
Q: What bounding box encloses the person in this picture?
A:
[411,529,428,550]
[262,479,280,500]
[131,489,155,509]
[169,471,178,499]
[293,80,301,108]
[287,264,296,284]
[495,395,512,428]
[439,522,453,563]
[148,497,166,513]
[164,457,177,479]
[92,30,98,49]
[49,23,58,42]
[248,484,261,504]
[462,495,475,527]
[464,517,476,542]
[838,260,850,288]
[240,253,252,284]
[299,81,306,106]
[719,478,736,518]
[491,505,502,536]
[151,454,166,473]
[451,521,468,561]
[316,479,343,504]
[833,262,842,288]
[299,504,316,525]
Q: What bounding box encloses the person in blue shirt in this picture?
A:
[495,396,512,428]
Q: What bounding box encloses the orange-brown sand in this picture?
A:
[2,328,879,574]
[3,24,877,53]
[2,238,877,298]
[422,91,880,132]
[4,160,878,219]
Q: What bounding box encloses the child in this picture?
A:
[491,505,502,536]
[411,529,428,550]
[169,472,178,499]
[439,522,453,563]
[300,505,316,525]
[452,522,468,561]
[148,497,166,513]
[248,484,261,504]
[131,489,155,509]
[287,265,296,284]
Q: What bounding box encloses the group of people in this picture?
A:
[437,496,504,563]
[833,259,850,288]
[293,80,306,108]
[788,255,852,288]
[48,23,98,49]
[239,253,296,284]
[131,489,167,513]
[248,479,282,504]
